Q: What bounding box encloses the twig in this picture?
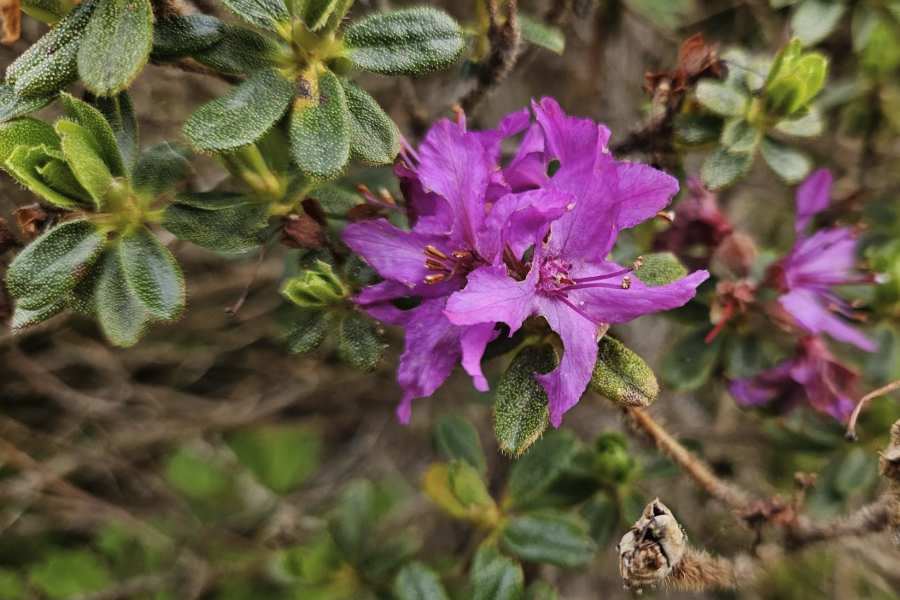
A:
[459,0,521,115]
[225,238,271,317]
[625,406,753,508]
[846,379,900,441]
[150,59,244,86]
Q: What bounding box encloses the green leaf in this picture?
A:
[638,252,688,287]
[6,0,97,96]
[774,107,824,137]
[10,297,66,331]
[674,113,722,147]
[721,118,761,154]
[508,428,578,507]
[342,80,400,165]
[89,92,139,168]
[580,492,618,550]
[338,311,383,372]
[395,562,450,600]
[68,257,103,315]
[764,76,806,116]
[434,413,487,473]
[60,93,127,177]
[94,245,153,346]
[502,510,595,569]
[518,13,565,54]
[590,335,659,407]
[291,70,351,179]
[321,0,353,34]
[0,568,25,600]
[162,191,271,253]
[151,14,224,60]
[695,81,748,117]
[329,481,375,564]
[6,220,105,310]
[192,25,279,75]
[218,0,289,31]
[299,0,340,31]
[471,546,523,600]
[344,7,465,76]
[423,462,496,523]
[0,117,60,165]
[226,424,322,494]
[834,448,878,493]
[524,582,559,600]
[700,144,754,190]
[360,529,421,581]
[284,307,333,354]
[0,84,56,123]
[28,550,111,599]
[56,120,115,208]
[77,0,153,95]
[759,136,812,183]
[184,67,294,152]
[21,0,68,22]
[5,145,92,207]
[661,325,725,391]
[792,0,847,46]
[132,142,192,200]
[119,225,185,320]
[493,344,557,457]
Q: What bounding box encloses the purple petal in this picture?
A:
[418,120,491,246]
[534,298,601,427]
[395,298,462,423]
[471,107,531,164]
[796,168,832,232]
[356,280,415,325]
[779,289,876,351]
[460,323,498,392]
[395,161,453,233]
[615,162,679,229]
[444,265,537,332]
[505,124,548,192]
[482,189,575,261]
[727,360,796,407]
[789,359,855,420]
[785,227,859,287]
[570,264,709,324]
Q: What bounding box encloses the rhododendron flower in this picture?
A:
[728,336,859,420]
[770,169,877,351]
[343,109,571,423]
[445,99,709,426]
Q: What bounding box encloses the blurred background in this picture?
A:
[1,0,900,598]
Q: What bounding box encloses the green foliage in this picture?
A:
[56,120,115,207]
[662,325,726,391]
[518,14,565,54]
[151,14,224,60]
[433,413,487,473]
[470,546,523,600]
[162,191,271,254]
[284,307,334,354]
[119,225,185,320]
[338,311,385,373]
[501,510,595,568]
[590,335,659,407]
[227,424,322,493]
[792,0,848,46]
[291,70,351,179]
[395,562,450,600]
[493,344,557,456]
[0,84,56,123]
[508,429,578,507]
[28,550,111,598]
[638,252,689,286]
[78,0,153,95]
[94,245,154,347]
[343,8,465,76]
[218,0,290,32]
[343,80,401,165]
[423,461,497,525]
[131,142,193,201]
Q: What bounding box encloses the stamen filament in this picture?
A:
[563,282,629,291]
[559,296,603,325]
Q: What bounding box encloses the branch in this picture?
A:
[459,0,521,115]
[625,406,753,508]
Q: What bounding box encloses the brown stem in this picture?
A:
[845,378,900,441]
[459,0,521,115]
[625,406,753,508]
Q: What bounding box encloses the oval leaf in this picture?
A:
[60,93,127,178]
[6,220,106,310]
[501,510,595,569]
[161,191,271,253]
[343,8,465,76]
[508,428,578,507]
[700,144,754,191]
[494,344,557,457]
[342,80,400,165]
[94,245,153,347]
[337,311,383,373]
[0,117,60,166]
[119,225,184,320]
[192,24,279,75]
[184,67,294,152]
[291,69,351,179]
[590,335,659,407]
[89,92,139,169]
[151,14,224,60]
[77,0,153,95]
[284,307,333,354]
[759,135,812,183]
[471,546,523,600]
[131,141,192,200]
[395,562,450,600]
[434,413,487,473]
[217,0,289,31]
[56,120,115,208]
[0,84,57,123]
[10,297,66,331]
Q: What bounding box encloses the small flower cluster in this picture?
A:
[344,99,708,426]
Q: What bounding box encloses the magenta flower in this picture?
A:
[343,109,571,423]
[770,169,876,351]
[728,336,859,420]
[445,99,709,426]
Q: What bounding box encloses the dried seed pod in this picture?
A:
[618,499,687,590]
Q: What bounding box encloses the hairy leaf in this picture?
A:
[342,80,400,165]
[60,93,127,177]
[434,413,487,473]
[192,25,278,75]
[151,14,224,60]
[94,245,152,347]
[291,69,351,179]
[395,562,449,600]
[119,225,185,320]
[162,191,271,253]
[217,0,289,32]
[494,344,557,457]
[337,311,383,372]
[131,142,192,200]
[56,120,114,208]
[0,84,56,123]
[78,0,153,95]
[760,135,812,183]
[590,336,659,407]
[501,510,595,568]
[89,92,139,168]
[700,144,754,190]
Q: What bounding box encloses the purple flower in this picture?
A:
[444,99,709,426]
[343,109,571,423]
[770,169,877,351]
[728,336,859,420]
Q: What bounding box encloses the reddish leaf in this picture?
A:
[282,214,324,249]
[346,204,389,223]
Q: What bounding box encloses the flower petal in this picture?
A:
[779,289,876,351]
[535,298,601,427]
[395,161,454,234]
[460,322,498,392]
[417,120,491,246]
[355,280,415,325]
[615,162,679,229]
[444,265,537,332]
[727,360,796,407]
[570,264,709,324]
[796,168,832,232]
[395,298,462,423]
[482,189,575,261]
[471,107,531,164]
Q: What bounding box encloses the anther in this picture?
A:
[656,210,675,224]
[631,256,644,270]
[426,260,448,272]
[378,187,396,205]
[425,274,446,285]
[424,245,448,260]
[452,250,472,260]
[621,275,631,290]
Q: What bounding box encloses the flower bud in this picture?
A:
[716,232,758,278]
[281,260,349,308]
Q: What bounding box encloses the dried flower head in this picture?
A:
[618,499,687,590]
